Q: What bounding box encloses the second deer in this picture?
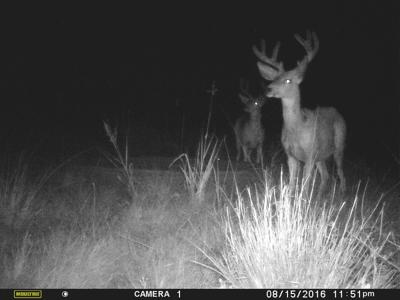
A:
[234,79,266,164]
[253,31,346,196]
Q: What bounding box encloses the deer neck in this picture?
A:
[249,110,262,123]
[281,88,302,129]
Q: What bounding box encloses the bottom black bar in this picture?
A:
[1,288,398,300]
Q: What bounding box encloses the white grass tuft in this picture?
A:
[203,174,399,288]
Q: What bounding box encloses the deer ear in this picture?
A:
[238,94,249,104]
[257,62,280,81]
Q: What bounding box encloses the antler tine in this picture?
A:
[294,30,319,63]
[252,40,284,74]
[252,39,266,62]
[272,41,281,61]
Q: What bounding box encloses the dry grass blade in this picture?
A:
[171,134,221,204]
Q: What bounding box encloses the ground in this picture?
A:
[0,154,399,288]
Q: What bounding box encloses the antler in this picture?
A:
[238,78,252,104]
[252,39,284,80]
[239,78,251,97]
[294,31,319,71]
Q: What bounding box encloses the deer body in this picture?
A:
[234,102,265,163]
[280,101,346,194]
[253,31,346,195]
[281,104,344,162]
[234,80,265,164]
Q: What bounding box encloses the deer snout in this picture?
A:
[265,85,275,98]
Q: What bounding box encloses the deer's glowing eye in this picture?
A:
[285,79,292,84]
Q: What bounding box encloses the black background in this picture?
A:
[0,2,399,169]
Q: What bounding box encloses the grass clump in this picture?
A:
[204,176,399,288]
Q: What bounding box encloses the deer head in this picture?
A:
[253,31,319,99]
[238,78,265,113]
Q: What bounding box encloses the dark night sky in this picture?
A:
[0,2,399,164]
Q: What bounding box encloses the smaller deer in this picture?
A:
[253,31,346,196]
[234,79,266,164]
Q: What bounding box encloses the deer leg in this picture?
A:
[287,156,299,192]
[247,148,253,163]
[333,119,346,194]
[256,144,263,164]
[236,140,241,162]
[334,151,346,194]
[302,160,315,194]
[242,146,249,162]
[316,161,328,198]
[303,161,314,182]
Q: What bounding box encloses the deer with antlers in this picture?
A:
[253,31,346,195]
[234,79,266,164]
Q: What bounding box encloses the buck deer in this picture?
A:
[234,79,266,164]
[253,31,346,195]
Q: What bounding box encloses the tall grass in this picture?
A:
[103,121,137,199]
[0,155,50,230]
[171,134,220,204]
[203,173,399,288]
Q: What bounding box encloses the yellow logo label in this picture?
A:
[13,290,42,299]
